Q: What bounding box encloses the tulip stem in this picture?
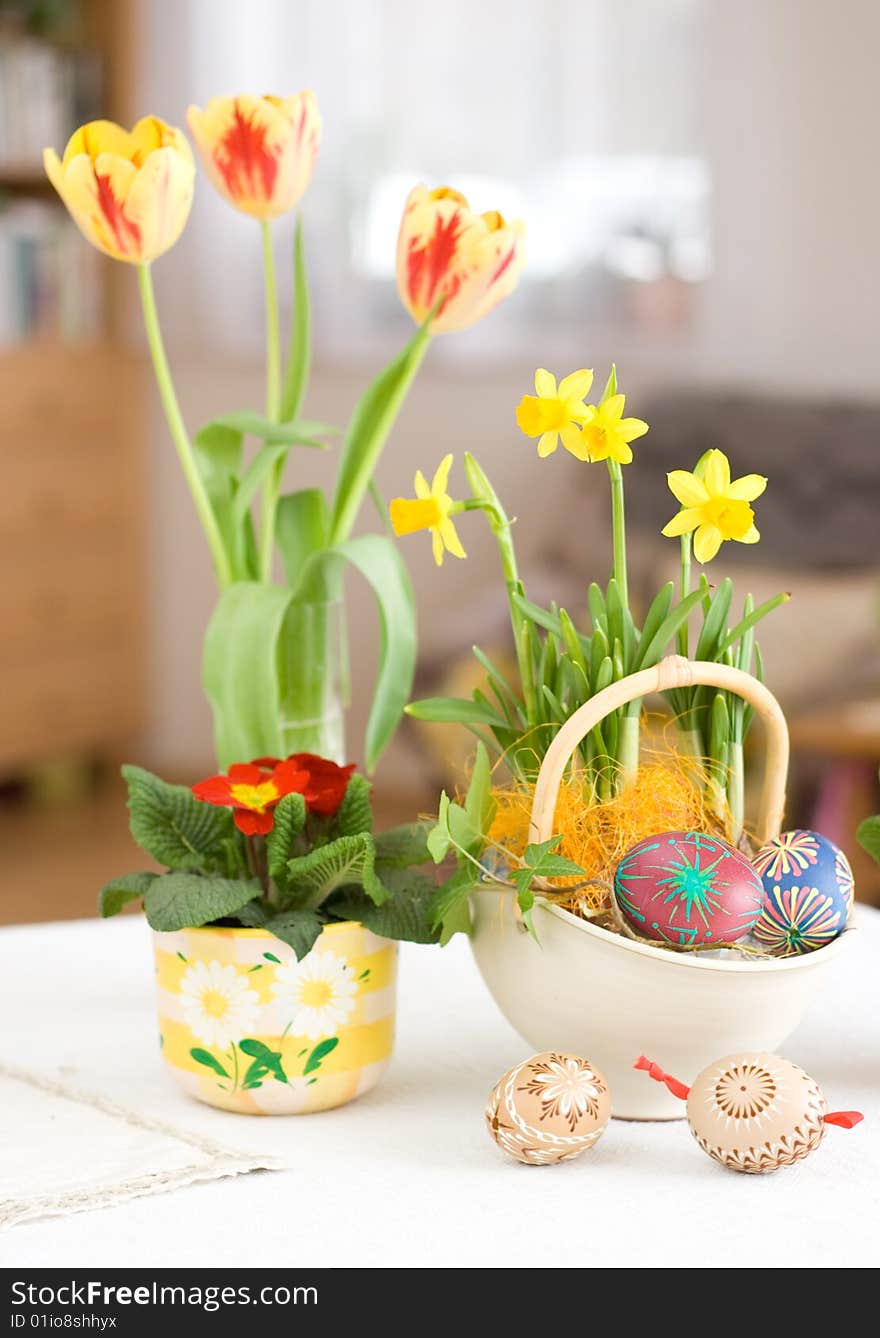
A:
[259,220,283,582]
[136,263,232,588]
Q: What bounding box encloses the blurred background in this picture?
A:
[1,0,878,923]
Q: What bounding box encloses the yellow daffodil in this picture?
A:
[662,449,766,564]
[578,394,649,465]
[516,368,594,458]
[187,93,321,219]
[396,185,525,333]
[44,116,194,263]
[389,454,466,567]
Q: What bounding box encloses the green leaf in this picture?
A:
[276,489,329,587]
[194,422,243,483]
[405,696,508,728]
[638,582,674,655]
[98,871,157,918]
[266,792,307,881]
[233,440,327,528]
[236,899,269,928]
[144,873,262,931]
[285,833,388,909]
[857,815,880,865]
[303,1037,338,1075]
[374,820,433,869]
[331,868,440,943]
[189,1048,230,1078]
[335,773,373,837]
[465,741,496,839]
[122,764,235,872]
[716,591,790,656]
[263,907,324,960]
[280,216,311,422]
[695,578,733,660]
[203,582,296,766]
[430,865,478,941]
[635,585,707,669]
[600,363,617,402]
[208,410,333,446]
[523,836,586,880]
[427,790,485,865]
[295,534,417,771]
[330,314,433,544]
[427,793,453,863]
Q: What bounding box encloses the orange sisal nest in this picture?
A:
[487,751,737,921]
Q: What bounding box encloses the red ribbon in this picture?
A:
[823,1110,864,1129]
[633,1055,690,1100]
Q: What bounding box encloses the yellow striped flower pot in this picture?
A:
[153,922,397,1114]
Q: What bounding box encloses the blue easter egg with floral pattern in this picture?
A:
[752,829,853,956]
[614,830,764,946]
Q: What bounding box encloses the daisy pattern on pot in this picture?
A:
[270,951,358,1040]
[179,960,260,1049]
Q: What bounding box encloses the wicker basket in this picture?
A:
[470,655,849,1119]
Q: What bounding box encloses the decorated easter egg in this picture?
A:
[614,830,763,946]
[485,1052,611,1165]
[686,1052,828,1173]
[752,829,853,956]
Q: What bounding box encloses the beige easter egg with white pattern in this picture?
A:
[686,1052,827,1173]
[485,1052,611,1165]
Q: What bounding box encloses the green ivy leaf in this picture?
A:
[303,1037,338,1075]
[430,866,478,943]
[144,873,262,932]
[284,833,388,909]
[857,814,880,865]
[122,764,234,873]
[266,792,307,881]
[334,774,373,837]
[189,1048,230,1078]
[98,871,157,918]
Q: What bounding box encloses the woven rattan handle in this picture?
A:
[528,655,789,847]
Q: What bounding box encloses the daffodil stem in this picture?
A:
[678,534,692,657]
[728,740,744,843]
[136,264,232,588]
[607,460,628,607]
[259,220,283,582]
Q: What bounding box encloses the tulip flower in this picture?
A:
[390,455,467,567]
[43,116,194,263]
[396,185,525,334]
[186,93,321,220]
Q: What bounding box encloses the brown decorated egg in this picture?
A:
[485,1052,611,1165]
[686,1052,828,1173]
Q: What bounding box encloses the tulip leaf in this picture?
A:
[208,410,335,445]
[203,581,296,765]
[276,489,329,586]
[280,217,311,422]
[329,312,434,544]
[292,534,417,772]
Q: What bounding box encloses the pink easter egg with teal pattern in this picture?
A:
[614,831,764,946]
[752,829,852,956]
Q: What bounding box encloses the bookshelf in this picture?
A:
[0,0,145,778]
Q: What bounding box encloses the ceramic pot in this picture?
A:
[471,656,849,1120]
[153,921,397,1114]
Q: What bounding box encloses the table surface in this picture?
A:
[1,911,878,1269]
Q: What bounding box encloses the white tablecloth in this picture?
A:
[1,911,878,1268]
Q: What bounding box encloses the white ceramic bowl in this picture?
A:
[470,889,848,1119]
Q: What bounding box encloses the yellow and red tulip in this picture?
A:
[186,93,321,220]
[396,185,525,334]
[43,117,194,263]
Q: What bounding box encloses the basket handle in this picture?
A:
[528,655,789,848]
